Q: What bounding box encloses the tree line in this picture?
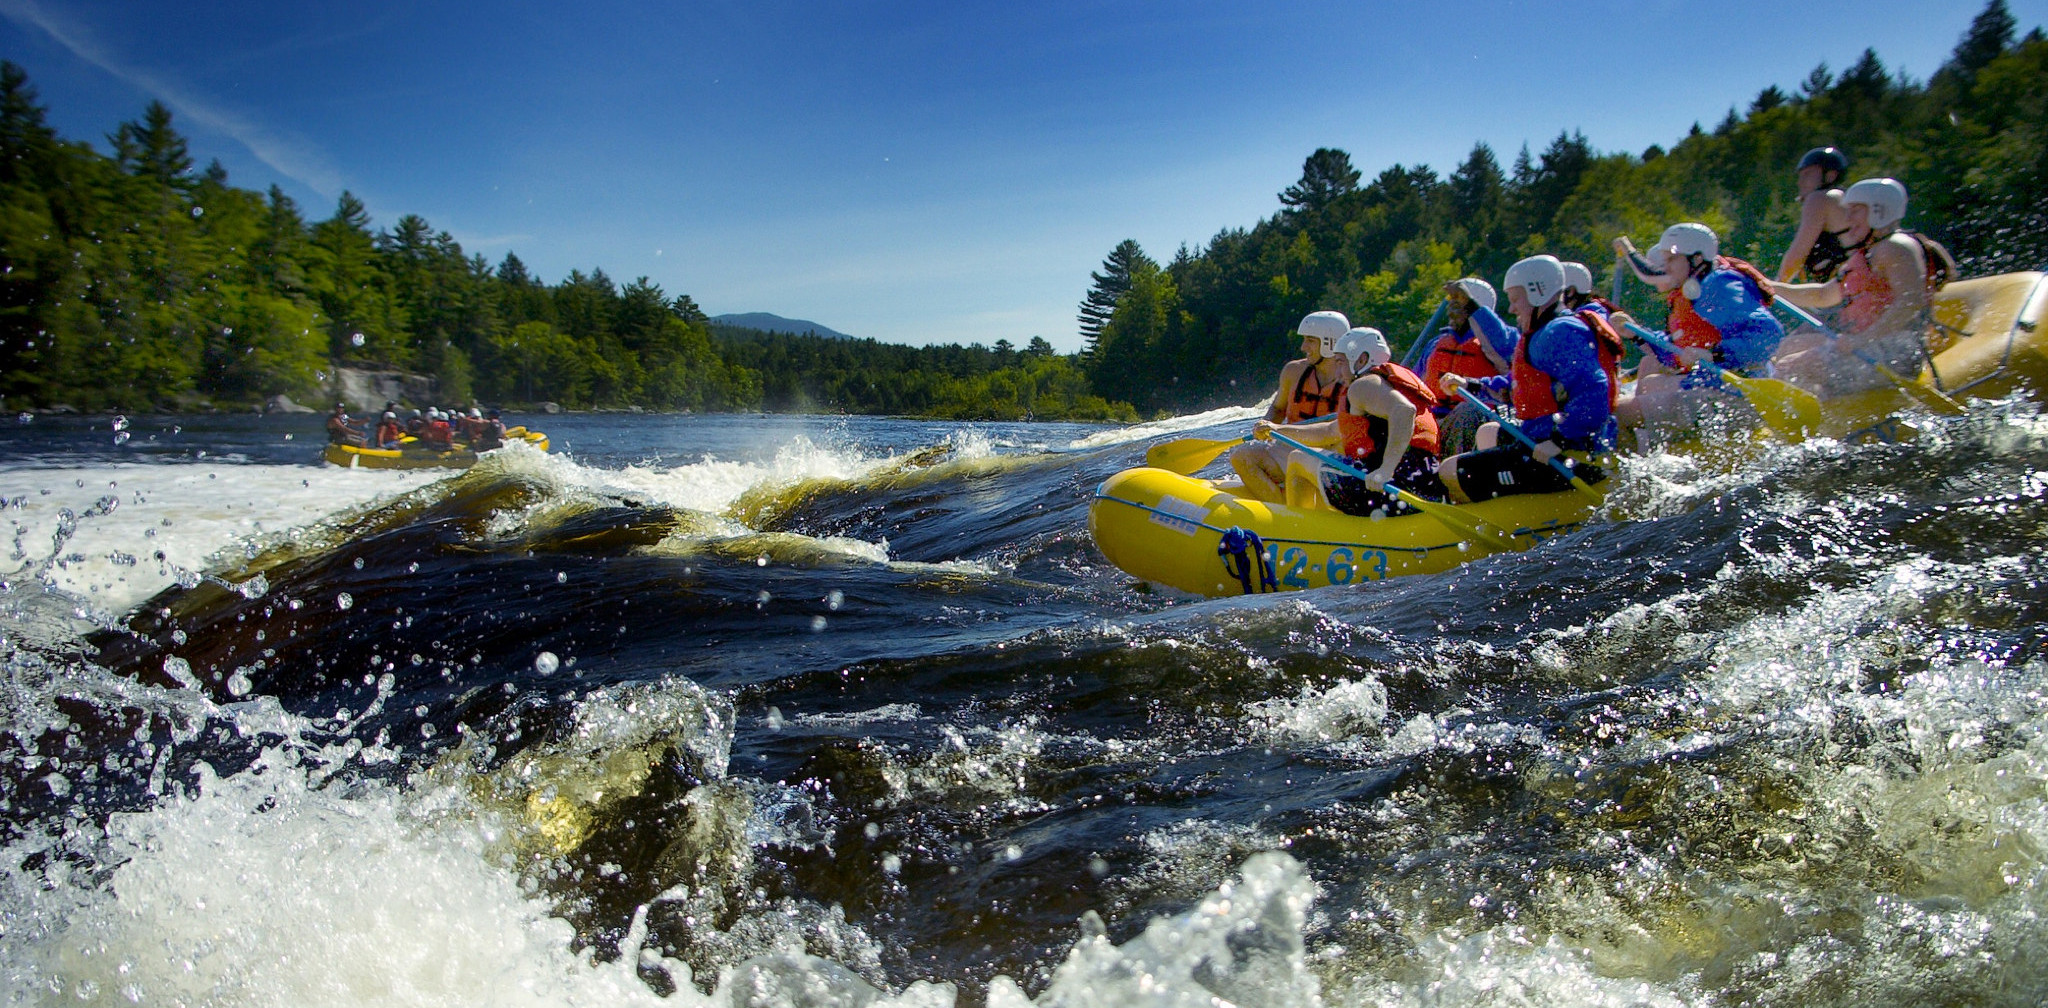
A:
[0,66,1124,420]
[1081,0,2047,417]
[710,326,1133,420]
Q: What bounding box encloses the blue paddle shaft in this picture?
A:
[1624,321,1727,377]
[1455,386,1590,486]
[1268,430,1378,485]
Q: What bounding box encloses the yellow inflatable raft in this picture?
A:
[1089,467,1598,597]
[323,427,550,470]
[1088,272,2045,596]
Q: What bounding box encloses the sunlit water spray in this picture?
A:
[4,406,2048,1006]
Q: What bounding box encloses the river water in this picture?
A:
[3,403,2047,1006]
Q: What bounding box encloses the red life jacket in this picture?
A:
[374,420,403,445]
[1337,363,1441,466]
[1511,309,1624,421]
[1282,361,1347,423]
[1839,246,1894,333]
[1422,330,1502,390]
[1666,256,1774,350]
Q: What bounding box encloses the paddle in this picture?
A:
[1455,387,1607,503]
[1145,434,1248,474]
[1265,430,1521,553]
[1145,413,1336,475]
[1775,298,1965,414]
[1622,321,1821,439]
[1400,299,1449,371]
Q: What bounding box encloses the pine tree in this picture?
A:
[1278,148,1360,217]
[110,101,192,187]
[1953,0,2018,76]
[0,61,56,186]
[1077,239,1151,349]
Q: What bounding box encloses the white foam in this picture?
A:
[1,464,441,616]
[1063,404,1265,452]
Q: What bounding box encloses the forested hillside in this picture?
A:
[710,327,1134,421]
[1081,1,2048,416]
[0,68,1121,420]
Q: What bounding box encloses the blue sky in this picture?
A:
[0,0,2035,351]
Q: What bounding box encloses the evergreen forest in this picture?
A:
[0,66,1125,420]
[1080,0,2048,417]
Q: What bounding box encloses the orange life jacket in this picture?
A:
[1667,256,1775,350]
[1282,361,1347,423]
[1422,329,1502,389]
[1839,246,1893,334]
[1511,309,1624,420]
[1337,363,1440,466]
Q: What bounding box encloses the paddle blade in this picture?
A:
[1400,491,1520,552]
[1882,367,1968,415]
[1726,374,1823,440]
[1144,436,1244,474]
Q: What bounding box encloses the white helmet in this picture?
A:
[1843,177,1907,229]
[1297,310,1351,356]
[1561,261,1595,295]
[1503,255,1567,308]
[1335,327,1392,372]
[1658,222,1719,263]
[1449,277,1497,313]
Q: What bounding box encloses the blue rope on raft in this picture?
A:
[1216,526,1277,594]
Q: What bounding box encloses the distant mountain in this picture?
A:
[710,313,854,340]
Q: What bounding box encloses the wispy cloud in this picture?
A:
[0,0,349,198]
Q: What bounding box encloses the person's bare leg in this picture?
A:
[1228,441,1288,501]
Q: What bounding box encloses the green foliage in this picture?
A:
[1077,239,1148,350]
[711,326,1134,422]
[0,70,1108,419]
[1084,0,2048,414]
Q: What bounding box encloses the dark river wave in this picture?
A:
[4,405,2047,1006]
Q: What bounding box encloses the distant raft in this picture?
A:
[323,427,550,470]
[1089,466,1597,597]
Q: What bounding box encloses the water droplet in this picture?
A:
[555,571,567,583]
[226,671,252,697]
[350,332,366,347]
[534,651,560,675]
[336,592,353,610]
[810,615,827,632]
[826,590,844,610]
